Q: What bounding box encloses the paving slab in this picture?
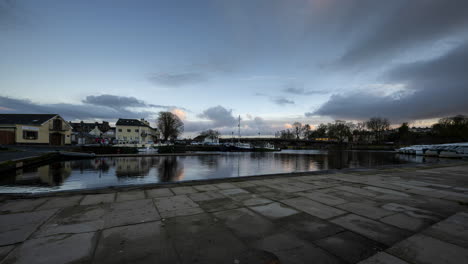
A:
[0,198,48,214]
[249,202,299,219]
[197,198,240,213]
[258,191,300,201]
[315,231,385,263]
[36,195,83,210]
[381,203,440,220]
[164,213,256,264]
[387,234,468,264]
[0,209,57,245]
[358,252,409,264]
[2,232,97,264]
[193,184,218,191]
[187,191,225,202]
[241,196,273,206]
[80,193,115,205]
[145,188,173,198]
[154,195,199,212]
[104,199,160,228]
[93,222,178,264]
[219,188,249,196]
[0,245,15,262]
[275,213,344,242]
[252,232,343,264]
[334,186,379,197]
[214,208,277,241]
[423,212,468,248]
[380,213,433,231]
[170,186,198,195]
[213,182,237,189]
[115,190,146,202]
[232,181,256,188]
[337,202,394,220]
[299,191,347,206]
[34,205,108,237]
[267,182,318,193]
[331,214,409,246]
[363,186,410,197]
[281,197,346,219]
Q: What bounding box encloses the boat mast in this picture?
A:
[238,115,241,144]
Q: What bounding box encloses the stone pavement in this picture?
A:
[0,164,468,263]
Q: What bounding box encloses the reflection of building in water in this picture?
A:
[68,159,111,172]
[115,157,154,177]
[157,157,184,182]
[13,162,72,186]
[274,153,323,172]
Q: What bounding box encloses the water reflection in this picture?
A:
[0,150,444,193]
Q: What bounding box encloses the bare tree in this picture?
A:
[327,120,352,143]
[365,117,390,143]
[302,124,311,139]
[157,112,184,141]
[292,122,302,140]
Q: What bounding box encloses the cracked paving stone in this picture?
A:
[93,222,178,264]
[115,191,146,202]
[281,197,346,219]
[274,213,344,242]
[0,209,58,246]
[358,252,409,264]
[387,234,468,264]
[213,208,277,241]
[104,199,160,228]
[2,232,97,264]
[80,193,115,205]
[315,231,385,263]
[36,196,83,210]
[145,188,173,198]
[249,202,299,219]
[34,204,108,237]
[331,214,409,246]
[0,198,48,214]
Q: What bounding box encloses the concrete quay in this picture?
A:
[0,164,468,263]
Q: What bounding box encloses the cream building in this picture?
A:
[0,114,72,145]
[115,118,158,144]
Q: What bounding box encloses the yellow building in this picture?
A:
[0,114,72,145]
[115,118,158,144]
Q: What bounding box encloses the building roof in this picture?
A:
[116,118,151,128]
[0,114,58,125]
[69,121,111,133]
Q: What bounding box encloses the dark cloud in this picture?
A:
[148,72,206,87]
[282,85,328,95]
[82,94,187,111]
[304,112,314,118]
[336,0,468,68]
[198,105,237,127]
[315,41,468,122]
[0,96,152,120]
[272,97,294,105]
[82,95,144,109]
[0,94,190,121]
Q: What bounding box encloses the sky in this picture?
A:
[1,0,467,137]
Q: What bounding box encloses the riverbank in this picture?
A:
[0,163,467,263]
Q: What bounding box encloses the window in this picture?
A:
[52,119,62,130]
[118,129,122,132]
[127,129,131,132]
[135,129,139,132]
[23,131,38,140]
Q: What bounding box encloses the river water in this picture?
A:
[0,150,440,193]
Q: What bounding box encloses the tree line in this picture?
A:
[275,117,390,143]
[275,115,468,144]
